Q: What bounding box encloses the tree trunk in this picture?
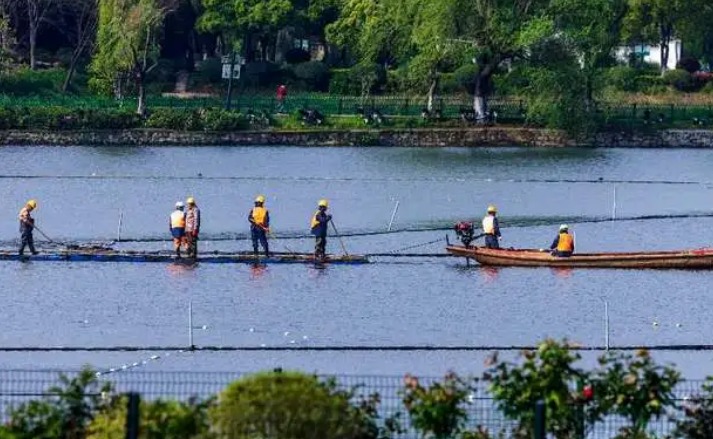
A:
[137,79,146,116]
[28,18,36,70]
[62,62,75,92]
[426,78,437,112]
[660,24,672,75]
[473,71,491,122]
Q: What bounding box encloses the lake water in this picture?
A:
[1,146,713,378]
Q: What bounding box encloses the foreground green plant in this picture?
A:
[485,339,604,439]
[593,349,681,438]
[5,367,112,439]
[401,371,475,439]
[211,370,396,439]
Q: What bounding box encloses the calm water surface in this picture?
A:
[0,146,712,377]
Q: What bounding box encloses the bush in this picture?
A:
[5,367,112,439]
[677,57,701,74]
[385,68,409,94]
[200,108,247,131]
[663,69,696,91]
[0,68,66,95]
[329,68,359,95]
[493,67,529,96]
[211,370,385,439]
[87,397,214,439]
[291,61,330,91]
[285,48,311,64]
[606,66,640,92]
[401,372,474,439]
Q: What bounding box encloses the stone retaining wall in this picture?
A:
[2,127,713,147]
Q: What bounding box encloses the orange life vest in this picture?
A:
[171,210,186,228]
[251,207,268,227]
[557,232,574,252]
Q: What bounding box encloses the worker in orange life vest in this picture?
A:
[169,201,186,258]
[550,224,575,257]
[482,205,501,249]
[248,195,270,257]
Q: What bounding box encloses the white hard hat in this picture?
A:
[176,201,185,209]
[559,224,569,231]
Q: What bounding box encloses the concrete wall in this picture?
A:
[2,128,713,148]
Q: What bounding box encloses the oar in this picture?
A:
[329,219,350,257]
[33,225,57,244]
[267,228,298,255]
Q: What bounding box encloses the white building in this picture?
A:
[615,39,682,70]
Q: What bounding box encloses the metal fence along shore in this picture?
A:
[0,368,706,438]
[1,93,713,128]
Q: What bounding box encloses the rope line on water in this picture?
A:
[95,350,189,377]
[3,344,713,352]
[2,174,713,186]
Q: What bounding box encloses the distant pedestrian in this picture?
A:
[276,84,288,113]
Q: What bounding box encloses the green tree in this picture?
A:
[451,0,552,121]
[623,0,700,74]
[198,0,293,60]
[89,0,170,115]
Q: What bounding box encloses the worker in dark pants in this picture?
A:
[310,199,332,260]
[481,204,501,249]
[248,195,270,257]
[184,197,201,259]
[18,199,38,256]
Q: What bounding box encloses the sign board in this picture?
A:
[221,55,244,80]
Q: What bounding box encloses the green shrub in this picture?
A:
[606,66,640,92]
[291,61,330,91]
[87,397,214,439]
[677,57,701,74]
[674,378,713,439]
[145,108,201,130]
[329,68,359,95]
[493,67,529,96]
[663,69,696,91]
[0,68,66,95]
[200,108,247,131]
[401,372,474,439]
[5,368,112,439]
[439,73,457,94]
[211,370,385,439]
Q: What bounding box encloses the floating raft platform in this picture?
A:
[1,250,368,264]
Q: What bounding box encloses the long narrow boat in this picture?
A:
[0,249,368,264]
[446,245,713,269]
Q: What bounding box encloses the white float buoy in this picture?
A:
[283,331,290,336]
[249,327,255,333]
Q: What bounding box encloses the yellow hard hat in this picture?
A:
[255,195,266,203]
[186,197,195,205]
[26,199,37,209]
[487,205,497,213]
[318,199,329,207]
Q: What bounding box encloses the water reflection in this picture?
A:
[479,266,501,283]
[249,263,268,279]
[550,267,573,279]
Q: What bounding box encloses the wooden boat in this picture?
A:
[0,249,368,265]
[446,245,713,269]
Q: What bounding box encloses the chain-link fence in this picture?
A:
[0,368,706,438]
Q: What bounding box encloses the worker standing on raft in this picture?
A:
[248,195,270,257]
[311,199,332,260]
[482,205,501,249]
[550,224,574,257]
[184,197,201,259]
[169,202,186,258]
[18,199,38,256]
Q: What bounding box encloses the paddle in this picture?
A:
[329,219,350,257]
[33,225,57,244]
